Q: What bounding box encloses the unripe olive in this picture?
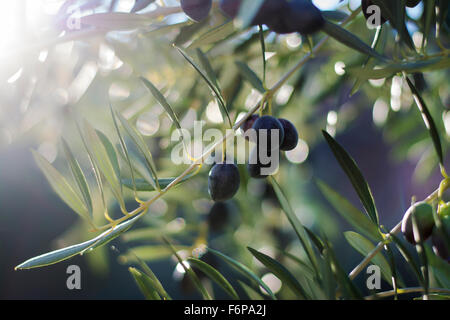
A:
[252,115,285,151]
[431,214,450,262]
[362,0,387,25]
[401,202,435,244]
[278,118,298,151]
[181,0,212,22]
[208,163,240,201]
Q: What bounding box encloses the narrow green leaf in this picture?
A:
[109,102,139,197]
[188,21,235,49]
[349,56,450,81]
[422,0,436,50]
[120,245,190,262]
[322,241,363,299]
[317,180,381,241]
[235,61,265,93]
[391,234,425,286]
[176,47,232,127]
[405,76,444,166]
[162,237,212,300]
[344,231,392,284]
[238,280,265,300]
[129,267,161,300]
[304,227,325,254]
[208,248,276,299]
[322,20,386,61]
[130,252,172,300]
[122,173,195,192]
[321,10,349,21]
[322,130,379,225]
[140,77,181,130]
[96,130,121,190]
[247,247,309,299]
[425,245,450,289]
[187,257,239,299]
[75,119,108,211]
[269,177,318,274]
[371,0,415,50]
[258,25,266,85]
[116,112,159,190]
[15,213,143,269]
[83,121,125,210]
[61,138,93,217]
[196,49,220,91]
[31,150,89,221]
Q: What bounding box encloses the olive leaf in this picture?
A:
[187,257,239,300]
[322,130,380,225]
[61,138,93,218]
[208,248,276,299]
[31,150,89,222]
[247,247,310,299]
[317,180,382,241]
[405,76,444,166]
[322,20,387,61]
[235,61,265,93]
[129,267,162,300]
[344,231,392,284]
[15,213,143,270]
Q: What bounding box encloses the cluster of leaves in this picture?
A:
[10,0,450,300]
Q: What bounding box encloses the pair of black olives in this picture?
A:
[244,115,298,179]
[207,115,299,202]
[181,0,325,36]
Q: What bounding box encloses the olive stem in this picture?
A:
[268,7,361,95]
[349,221,402,280]
[349,186,441,281]
[365,287,450,300]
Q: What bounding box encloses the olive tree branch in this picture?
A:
[365,287,450,300]
[348,188,440,280]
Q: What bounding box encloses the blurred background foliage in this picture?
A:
[0,0,449,299]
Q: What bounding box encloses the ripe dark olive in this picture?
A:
[266,0,325,35]
[401,202,435,244]
[278,118,298,151]
[207,202,230,232]
[431,214,450,262]
[181,0,212,22]
[219,0,285,25]
[406,0,421,8]
[240,114,259,140]
[247,146,279,179]
[208,163,240,201]
[362,0,387,25]
[219,0,324,35]
[252,115,285,151]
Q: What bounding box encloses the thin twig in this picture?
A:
[348,187,440,280]
[365,287,450,300]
